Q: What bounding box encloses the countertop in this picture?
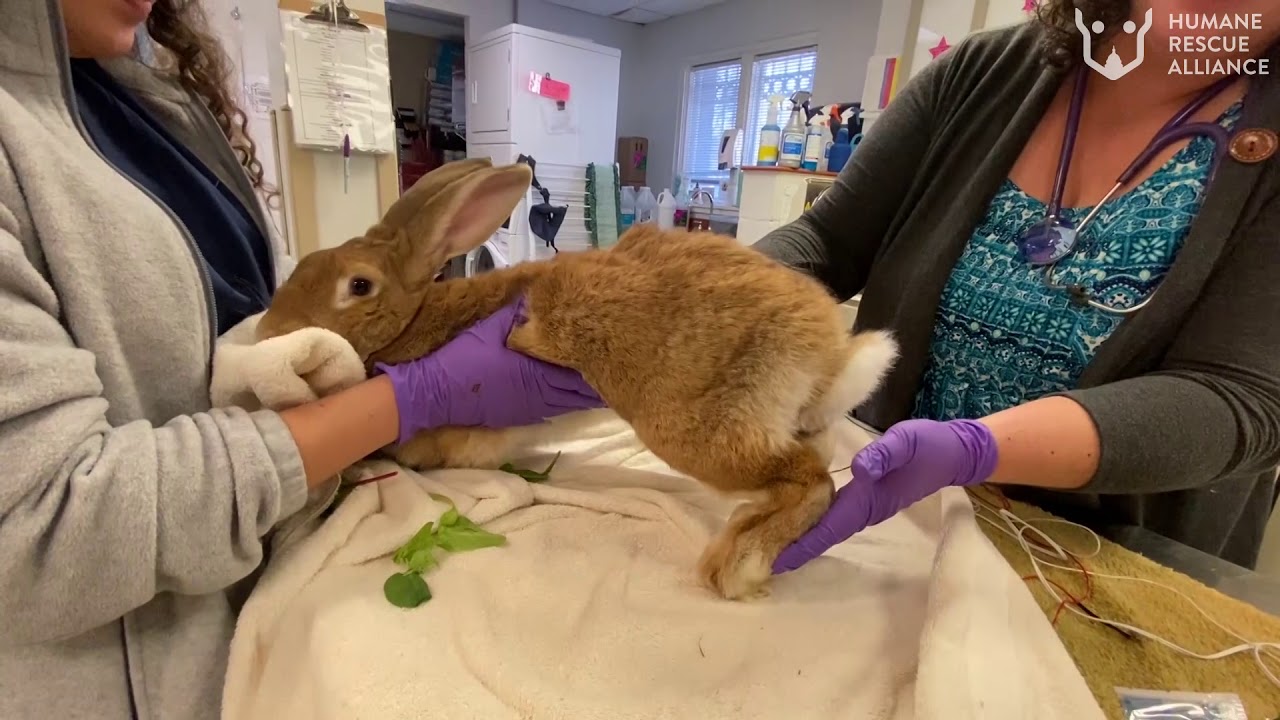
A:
[839,415,1280,618]
[1106,525,1280,617]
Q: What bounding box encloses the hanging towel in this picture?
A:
[586,162,621,248]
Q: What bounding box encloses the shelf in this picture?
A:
[740,166,839,178]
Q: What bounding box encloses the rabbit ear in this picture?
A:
[395,163,533,283]
[367,158,495,241]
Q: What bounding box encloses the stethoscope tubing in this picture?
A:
[1037,67,1242,315]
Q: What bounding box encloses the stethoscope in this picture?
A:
[1016,65,1241,315]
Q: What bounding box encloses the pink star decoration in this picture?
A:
[929,36,951,59]
[1022,0,1038,13]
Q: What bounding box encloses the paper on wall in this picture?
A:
[278,9,396,154]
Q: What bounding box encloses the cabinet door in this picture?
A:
[468,39,511,134]
[510,36,620,163]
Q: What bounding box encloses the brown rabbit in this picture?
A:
[258,158,897,600]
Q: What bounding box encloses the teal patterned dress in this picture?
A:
[912,102,1242,421]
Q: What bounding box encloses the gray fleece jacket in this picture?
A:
[755,23,1280,568]
[0,1,307,717]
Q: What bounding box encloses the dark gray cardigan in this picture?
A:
[754,23,1280,568]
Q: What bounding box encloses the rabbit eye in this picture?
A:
[349,277,373,297]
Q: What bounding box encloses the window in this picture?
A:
[741,48,818,169]
[678,46,818,194]
[679,60,742,187]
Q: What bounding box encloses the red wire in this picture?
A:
[1022,547,1096,627]
[977,485,1098,627]
[345,470,399,488]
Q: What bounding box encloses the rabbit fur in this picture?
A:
[258,158,898,600]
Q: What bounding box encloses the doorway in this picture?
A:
[385,5,470,278]
[385,5,467,188]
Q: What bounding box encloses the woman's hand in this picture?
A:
[375,297,605,444]
[771,419,999,573]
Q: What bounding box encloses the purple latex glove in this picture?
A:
[375,297,605,444]
[772,418,999,574]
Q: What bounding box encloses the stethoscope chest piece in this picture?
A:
[1229,128,1278,163]
[1018,217,1080,266]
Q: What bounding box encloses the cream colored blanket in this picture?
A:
[213,316,1105,720]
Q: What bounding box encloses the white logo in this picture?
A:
[1075,8,1154,80]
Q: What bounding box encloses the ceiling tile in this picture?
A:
[540,0,637,15]
[614,6,667,23]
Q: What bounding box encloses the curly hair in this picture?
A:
[145,0,275,202]
[1034,0,1134,68]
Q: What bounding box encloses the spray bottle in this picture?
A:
[755,95,785,167]
[778,91,810,169]
[801,107,830,171]
[826,107,859,174]
[819,104,841,172]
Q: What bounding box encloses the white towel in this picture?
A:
[212,315,1105,720]
[212,314,365,412]
[211,313,366,552]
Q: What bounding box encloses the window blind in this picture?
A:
[679,60,742,186]
[741,48,818,168]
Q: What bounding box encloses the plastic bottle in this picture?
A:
[620,186,637,230]
[819,108,836,172]
[635,186,657,224]
[755,95,784,167]
[827,127,853,174]
[779,100,806,169]
[656,188,677,229]
[801,109,829,171]
[673,185,690,227]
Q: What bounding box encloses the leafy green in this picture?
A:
[436,516,507,552]
[383,497,507,609]
[428,491,456,506]
[405,548,438,573]
[498,452,562,483]
[383,571,432,608]
[392,521,437,566]
[438,506,460,527]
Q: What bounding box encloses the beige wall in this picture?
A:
[387,30,440,115]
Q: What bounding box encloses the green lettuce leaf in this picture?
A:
[383,571,432,608]
[498,452,562,483]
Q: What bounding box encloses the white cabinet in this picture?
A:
[463,24,621,273]
[467,24,620,165]
[468,39,512,134]
[736,168,835,246]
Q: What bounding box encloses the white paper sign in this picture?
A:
[278,9,396,154]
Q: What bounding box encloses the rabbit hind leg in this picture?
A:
[696,442,834,600]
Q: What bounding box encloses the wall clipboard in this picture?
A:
[279,0,395,155]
